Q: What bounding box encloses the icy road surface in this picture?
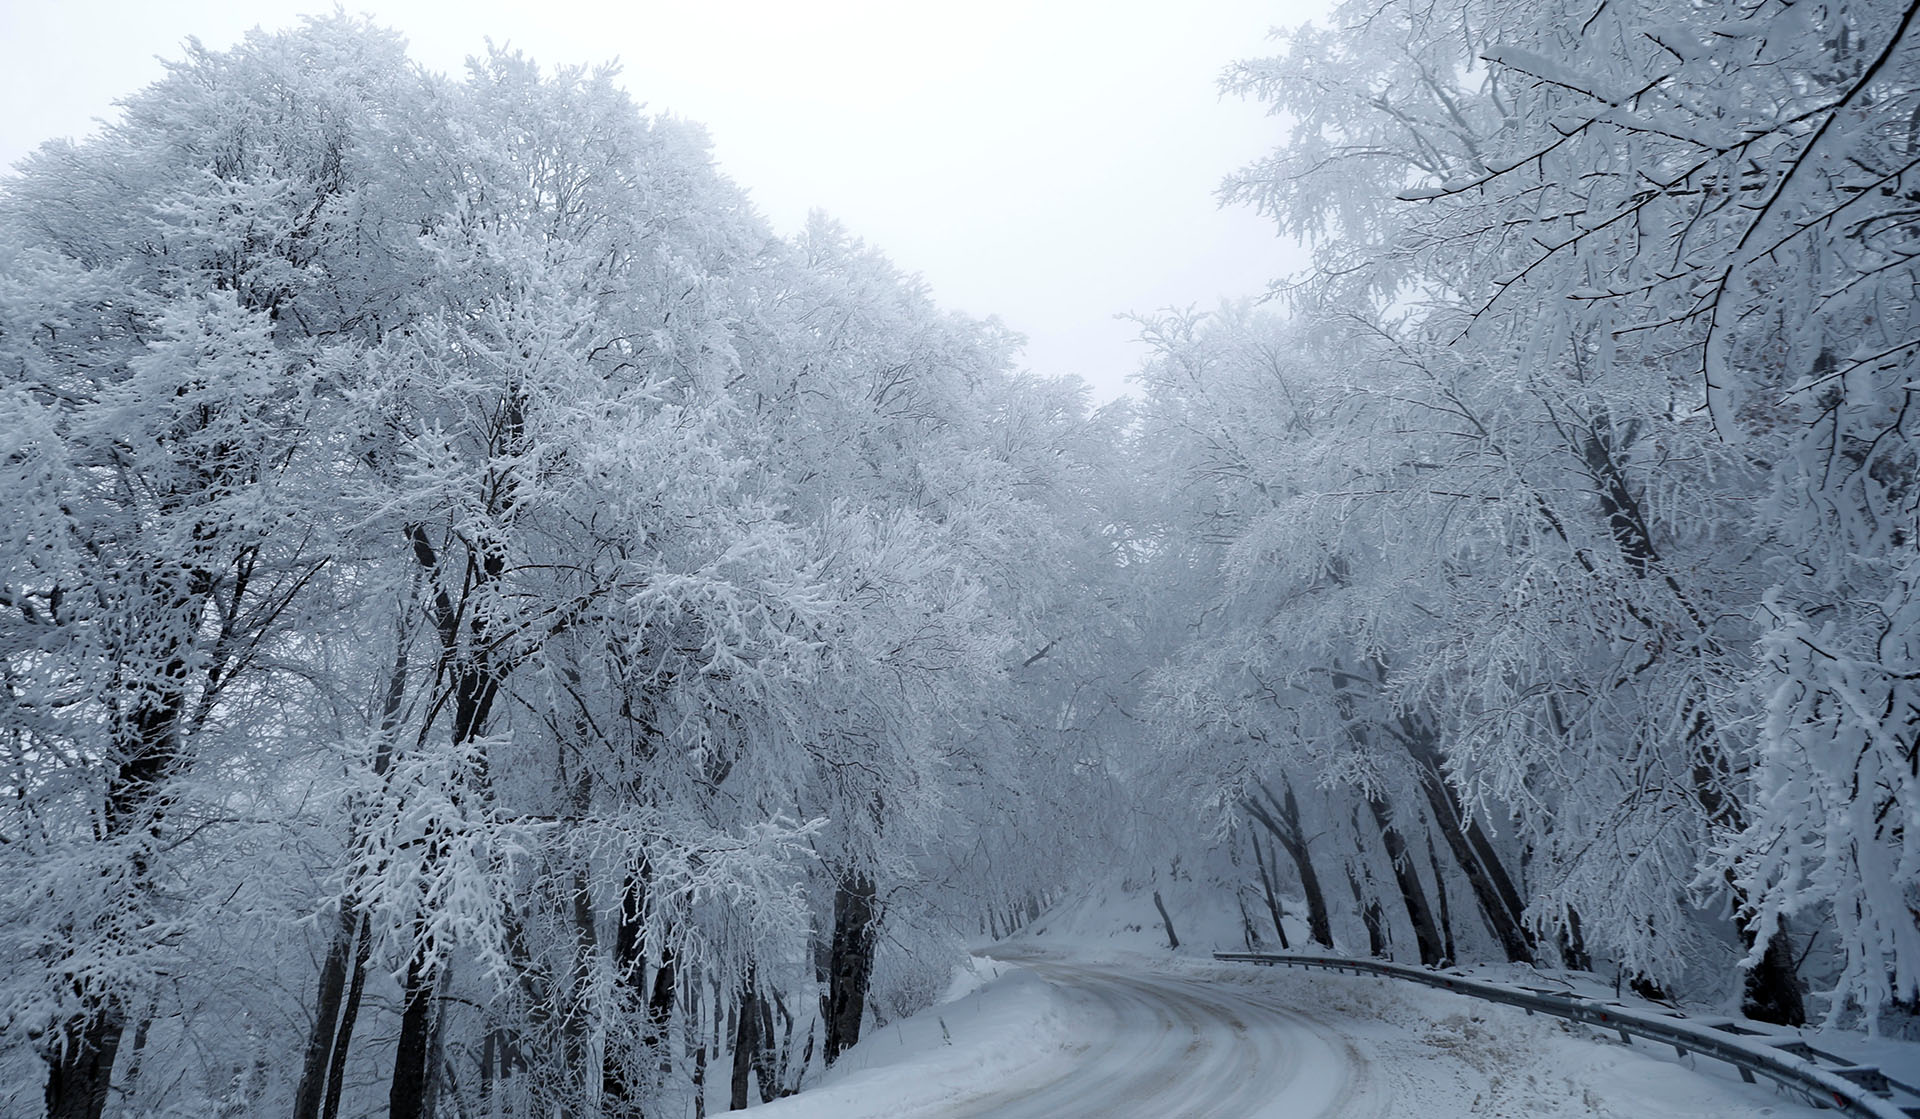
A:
[746,945,1833,1118]
[941,946,1377,1118]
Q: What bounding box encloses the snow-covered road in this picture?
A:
[745,945,1835,1118]
[942,947,1377,1118]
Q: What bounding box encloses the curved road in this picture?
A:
[944,947,1387,1119]
[750,946,1822,1119]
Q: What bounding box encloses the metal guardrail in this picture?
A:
[1214,952,1919,1119]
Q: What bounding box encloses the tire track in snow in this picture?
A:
[943,947,1388,1119]
[745,947,1834,1118]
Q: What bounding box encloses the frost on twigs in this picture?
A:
[1,15,1105,1116]
[1199,0,1917,1025]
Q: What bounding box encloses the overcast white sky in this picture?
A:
[0,1,1322,400]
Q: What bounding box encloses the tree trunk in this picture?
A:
[754,990,790,1103]
[1397,717,1535,964]
[119,1006,153,1105]
[1151,889,1181,951]
[552,861,598,1110]
[650,943,678,1084]
[1245,780,1333,948]
[1323,661,1443,966]
[602,869,650,1116]
[390,527,513,1119]
[46,570,211,1119]
[1461,817,1530,949]
[1744,923,1807,1026]
[1347,867,1387,957]
[1426,829,1457,966]
[44,1009,125,1119]
[321,924,372,1119]
[479,1031,494,1114]
[421,963,456,1119]
[1580,430,1806,1025]
[1558,907,1593,972]
[822,873,877,1065]
[301,617,410,1119]
[1249,830,1290,950]
[293,908,360,1119]
[389,951,440,1119]
[730,972,758,1111]
[1363,796,1446,967]
[690,985,707,1119]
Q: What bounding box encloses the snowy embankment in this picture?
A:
[743,880,1918,1117]
[737,959,1072,1118]
[1218,951,1920,1118]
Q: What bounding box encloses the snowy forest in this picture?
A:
[0,1,1914,1117]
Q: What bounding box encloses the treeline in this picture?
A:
[0,18,1126,1118]
[1124,0,1916,1033]
[4,1,1917,1116]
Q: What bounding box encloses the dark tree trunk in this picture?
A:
[1399,719,1535,964]
[389,526,513,1119]
[650,943,678,1083]
[1426,829,1457,966]
[1692,722,1806,1023]
[44,1009,125,1119]
[390,387,535,1116]
[730,971,758,1111]
[1237,891,1260,951]
[546,862,599,1111]
[1363,796,1446,967]
[1245,780,1333,948]
[822,873,877,1065]
[120,1007,153,1104]
[1461,818,1530,946]
[46,570,211,1119]
[1249,830,1291,950]
[1325,661,1441,967]
[754,989,790,1103]
[1151,889,1181,951]
[1422,786,1531,962]
[421,969,456,1119]
[1558,907,1593,972]
[479,1030,505,1115]
[293,908,360,1119]
[1744,923,1808,1026]
[603,869,650,1117]
[389,952,439,1119]
[301,624,409,1119]
[1347,868,1388,957]
[690,990,707,1119]
[322,924,372,1119]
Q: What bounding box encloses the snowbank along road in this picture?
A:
[748,944,1842,1118]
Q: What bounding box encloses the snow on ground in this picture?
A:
[743,938,1855,1117]
[1188,952,1838,1118]
[1024,870,1920,1091]
[738,961,1073,1118]
[739,876,1917,1117]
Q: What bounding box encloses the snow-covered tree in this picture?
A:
[1,18,1116,1119]
[1211,0,1917,1022]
